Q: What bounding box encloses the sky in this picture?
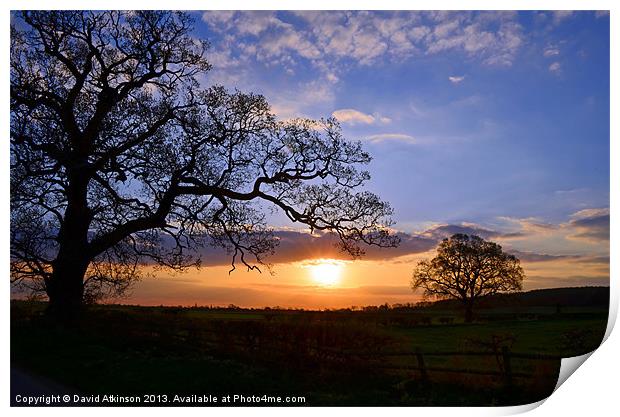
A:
[126,10,610,309]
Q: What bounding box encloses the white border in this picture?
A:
[2,1,617,416]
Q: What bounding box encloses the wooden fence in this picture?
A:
[163,323,563,387]
[203,336,563,386]
[371,347,563,386]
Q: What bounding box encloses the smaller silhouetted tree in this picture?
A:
[411,234,524,322]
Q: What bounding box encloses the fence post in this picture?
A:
[502,346,513,388]
[415,348,429,382]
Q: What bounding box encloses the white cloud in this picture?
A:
[206,48,240,69]
[365,133,417,144]
[410,26,431,41]
[552,11,574,25]
[425,13,523,67]
[260,27,321,61]
[434,20,460,39]
[331,109,391,125]
[302,80,335,104]
[332,109,376,125]
[201,11,235,29]
[325,72,339,83]
[448,75,465,84]
[548,62,562,73]
[202,11,527,85]
[570,208,610,220]
[543,47,560,57]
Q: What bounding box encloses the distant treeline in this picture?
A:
[416,286,609,310]
[99,286,609,313]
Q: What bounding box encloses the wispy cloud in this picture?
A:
[153,229,432,268]
[365,133,416,144]
[420,222,519,241]
[543,47,560,57]
[548,62,562,73]
[424,12,523,66]
[188,223,572,267]
[507,250,580,263]
[524,275,609,290]
[197,11,541,120]
[552,11,574,25]
[498,209,610,245]
[332,108,389,125]
[498,216,560,236]
[202,11,526,85]
[567,208,610,242]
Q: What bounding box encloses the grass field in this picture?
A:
[10,297,608,406]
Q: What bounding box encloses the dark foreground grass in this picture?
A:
[10,301,608,406]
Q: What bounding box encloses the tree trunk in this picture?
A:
[46,171,92,319]
[464,301,474,323]
[46,256,89,319]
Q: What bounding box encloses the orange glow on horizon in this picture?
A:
[112,251,608,310]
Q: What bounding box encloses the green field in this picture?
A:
[11,296,608,406]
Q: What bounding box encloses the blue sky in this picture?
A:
[129,10,610,306]
[195,11,609,232]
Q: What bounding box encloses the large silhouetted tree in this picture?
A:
[411,234,524,322]
[10,11,398,317]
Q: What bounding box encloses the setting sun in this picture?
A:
[309,260,344,286]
